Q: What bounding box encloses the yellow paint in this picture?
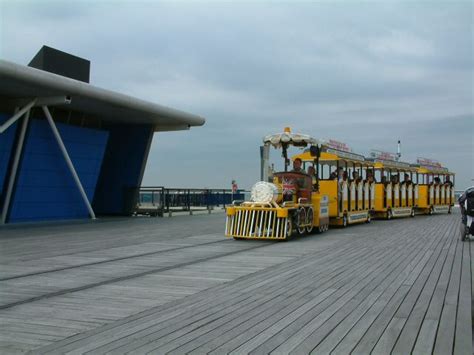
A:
[226,207,236,216]
[319,180,338,217]
[374,184,385,211]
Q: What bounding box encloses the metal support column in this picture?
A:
[42,105,96,219]
[1,109,31,224]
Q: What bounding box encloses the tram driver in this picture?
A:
[292,158,304,173]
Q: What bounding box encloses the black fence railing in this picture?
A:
[135,187,248,216]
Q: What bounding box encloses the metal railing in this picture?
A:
[135,187,248,217]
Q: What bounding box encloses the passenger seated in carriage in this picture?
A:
[307,166,317,187]
[444,175,453,187]
[365,170,375,184]
[401,173,412,185]
[339,171,348,184]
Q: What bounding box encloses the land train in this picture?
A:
[225,128,455,240]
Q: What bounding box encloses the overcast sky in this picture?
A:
[1,0,472,189]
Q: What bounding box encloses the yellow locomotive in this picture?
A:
[225,128,329,240]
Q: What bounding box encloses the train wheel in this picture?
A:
[285,218,293,240]
[306,207,314,234]
[342,215,348,228]
[296,207,306,235]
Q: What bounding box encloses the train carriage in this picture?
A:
[411,160,455,215]
[292,146,373,227]
[367,159,418,219]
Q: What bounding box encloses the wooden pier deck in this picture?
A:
[0,210,471,354]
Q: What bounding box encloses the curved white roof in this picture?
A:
[0,59,205,131]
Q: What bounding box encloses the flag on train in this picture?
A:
[282,177,296,196]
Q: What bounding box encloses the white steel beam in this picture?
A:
[42,105,96,220]
[0,99,36,134]
[1,109,31,224]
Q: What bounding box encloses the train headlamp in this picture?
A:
[251,182,280,204]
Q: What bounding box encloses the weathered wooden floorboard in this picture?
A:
[411,221,458,355]
[284,219,449,355]
[391,221,456,354]
[372,218,454,354]
[433,227,464,355]
[62,232,384,354]
[213,224,429,354]
[0,212,469,354]
[453,240,472,354]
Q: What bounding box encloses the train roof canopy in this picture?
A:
[263,127,319,148]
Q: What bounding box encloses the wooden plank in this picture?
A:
[392,222,457,353]
[336,285,410,355]
[453,240,472,354]
[371,317,406,355]
[412,319,440,355]
[0,212,468,354]
[334,220,448,355]
[371,218,453,354]
[106,224,412,354]
[433,234,463,355]
[289,224,441,355]
[89,238,382,354]
[411,220,458,354]
[34,237,377,354]
[313,237,436,354]
[222,226,426,354]
[115,248,371,354]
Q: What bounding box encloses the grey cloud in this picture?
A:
[1,0,472,189]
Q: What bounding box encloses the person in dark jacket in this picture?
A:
[459,187,474,225]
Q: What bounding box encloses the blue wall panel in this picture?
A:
[0,113,18,214]
[8,119,109,222]
[93,124,153,215]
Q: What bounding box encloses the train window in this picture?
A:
[320,164,334,180]
[375,170,382,182]
[421,174,425,184]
